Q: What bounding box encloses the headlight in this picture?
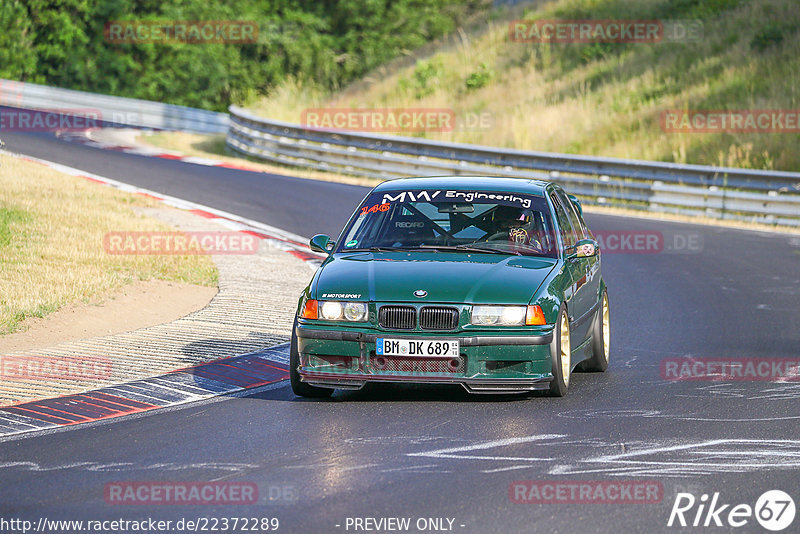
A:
[472,305,525,326]
[319,301,367,322]
[471,305,546,326]
[343,301,368,321]
[320,301,343,320]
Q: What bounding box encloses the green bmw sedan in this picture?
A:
[291,176,610,397]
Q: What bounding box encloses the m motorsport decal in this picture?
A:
[381,190,532,208]
[321,293,362,299]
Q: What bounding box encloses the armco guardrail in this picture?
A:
[0,79,227,134]
[1,80,797,226]
[228,105,800,227]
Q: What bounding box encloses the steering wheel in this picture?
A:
[483,231,509,242]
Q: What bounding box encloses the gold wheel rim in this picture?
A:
[602,296,610,363]
[560,312,570,387]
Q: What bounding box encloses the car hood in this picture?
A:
[315,251,557,304]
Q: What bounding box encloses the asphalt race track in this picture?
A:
[1,130,799,533]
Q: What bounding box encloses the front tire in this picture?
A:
[548,307,571,397]
[290,321,333,398]
[580,291,609,372]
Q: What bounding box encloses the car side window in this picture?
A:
[572,204,593,240]
[550,193,577,250]
[557,191,589,240]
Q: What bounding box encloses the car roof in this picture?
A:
[372,176,552,196]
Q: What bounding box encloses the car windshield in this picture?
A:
[336,189,558,258]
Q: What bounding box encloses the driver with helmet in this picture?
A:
[486,205,543,251]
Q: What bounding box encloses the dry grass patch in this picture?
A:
[0,154,217,335]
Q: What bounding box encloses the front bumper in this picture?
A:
[295,323,554,394]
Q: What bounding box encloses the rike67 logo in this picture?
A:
[668,490,796,531]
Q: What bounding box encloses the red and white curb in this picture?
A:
[0,150,326,439]
[58,128,264,172]
[0,345,290,441]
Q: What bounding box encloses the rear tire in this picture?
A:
[580,292,609,372]
[548,307,571,397]
[290,321,333,398]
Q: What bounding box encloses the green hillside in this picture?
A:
[249,0,800,171]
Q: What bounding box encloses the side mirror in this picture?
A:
[309,234,334,254]
[567,239,598,260]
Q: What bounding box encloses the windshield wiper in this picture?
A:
[418,244,517,255]
[346,246,409,252]
[457,244,521,255]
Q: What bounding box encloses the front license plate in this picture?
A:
[376,338,460,357]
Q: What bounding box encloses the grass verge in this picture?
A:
[0,154,218,335]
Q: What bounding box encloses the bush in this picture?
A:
[411,58,445,98]
[465,62,494,90]
[6,0,487,111]
[750,22,796,52]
